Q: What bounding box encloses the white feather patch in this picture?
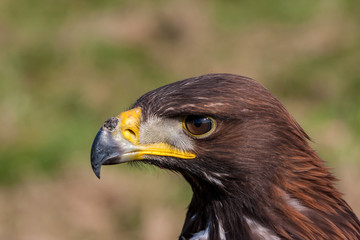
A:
[245,217,280,240]
[189,220,226,240]
[219,222,226,240]
[203,172,224,187]
[189,226,210,240]
[284,193,307,213]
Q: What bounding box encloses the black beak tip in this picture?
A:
[92,164,101,179]
[91,128,104,179]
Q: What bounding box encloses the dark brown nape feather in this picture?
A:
[134,73,360,240]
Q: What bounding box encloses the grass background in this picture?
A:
[0,0,359,239]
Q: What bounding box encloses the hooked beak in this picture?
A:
[90,108,195,179]
[90,122,132,178]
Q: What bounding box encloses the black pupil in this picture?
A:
[185,116,212,135]
[193,118,203,128]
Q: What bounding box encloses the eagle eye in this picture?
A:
[183,116,216,138]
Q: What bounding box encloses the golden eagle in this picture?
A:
[91,73,360,239]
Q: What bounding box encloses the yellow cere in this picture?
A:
[117,107,142,145]
[116,108,196,160]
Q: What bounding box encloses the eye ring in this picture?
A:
[182,115,216,138]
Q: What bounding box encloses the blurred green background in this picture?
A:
[0,0,359,239]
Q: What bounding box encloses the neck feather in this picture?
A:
[178,153,360,240]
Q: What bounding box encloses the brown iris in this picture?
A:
[184,116,215,137]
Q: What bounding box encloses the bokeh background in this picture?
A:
[1,0,360,239]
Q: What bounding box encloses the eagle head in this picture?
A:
[91,73,360,240]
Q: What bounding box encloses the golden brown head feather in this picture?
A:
[93,73,360,239]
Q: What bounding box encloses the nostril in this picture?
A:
[123,128,138,143]
[126,129,136,139]
[103,117,118,131]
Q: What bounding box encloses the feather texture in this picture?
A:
[130,73,360,239]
